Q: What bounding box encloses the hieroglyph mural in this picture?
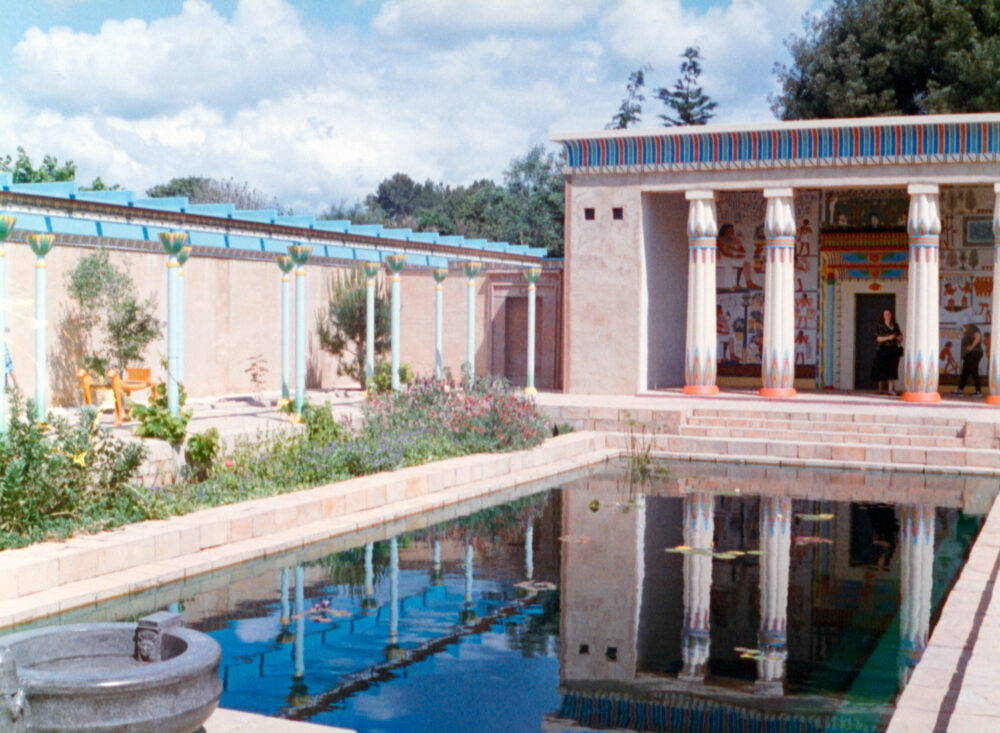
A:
[715,190,821,368]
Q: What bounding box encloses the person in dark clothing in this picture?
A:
[870,308,903,395]
[954,322,984,396]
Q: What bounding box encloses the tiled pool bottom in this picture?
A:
[29,463,999,732]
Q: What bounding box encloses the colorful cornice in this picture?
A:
[552,113,1000,174]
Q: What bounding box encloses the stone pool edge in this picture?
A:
[0,431,614,629]
[886,482,1000,732]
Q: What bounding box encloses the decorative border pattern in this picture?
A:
[556,120,1000,173]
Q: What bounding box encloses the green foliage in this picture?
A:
[185,428,220,482]
[0,391,147,548]
[301,402,345,445]
[0,147,76,183]
[321,145,565,257]
[146,176,209,199]
[607,66,650,129]
[66,249,161,376]
[368,361,414,395]
[656,46,717,126]
[316,267,390,387]
[147,176,285,212]
[772,0,1000,119]
[132,383,191,444]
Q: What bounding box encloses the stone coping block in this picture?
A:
[206,707,354,732]
[0,433,607,607]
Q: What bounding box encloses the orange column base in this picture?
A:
[682,384,720,396]
[900,391,942,403]
[985,394,1000,406]
[759,387,797,398]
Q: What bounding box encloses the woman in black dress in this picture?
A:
[871,308,903,395]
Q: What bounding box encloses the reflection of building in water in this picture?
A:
[546,464,988,732]
[757,496,791,690]
[681,492,714,680]
[899,505,934,686]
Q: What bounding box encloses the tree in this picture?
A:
[501,146,565,257]
[147,176,285,211]
[1,147,76,183]
[65,249,162,376]
[316,267,390,388]
[607,66,650,129]
[656,47,718,126]
[771,0,1000,120]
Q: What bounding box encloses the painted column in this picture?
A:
[28,234,55,420]
[362,541,377,614]
[158,232,187,417]
[525,522,534,581]
[362,262,380,389]
[385,536,402,660]
[463,262,482,384]
[460,543,477,626]
[988,185,1000,404]
[384,255,406,390]
[760,190,797,398]
[276,255,294,401]
[758,496,791,689]
[176,245,191,386]
[681,492,715,680]
[899,505,934,687]
[820,254,836,388]
[288,245,312,413]
[293,564,305,680]
[0,216,14,437]
[432,267,448,380]
[524,266,542,395]
[683,191,720,395]
[902,184,942,402]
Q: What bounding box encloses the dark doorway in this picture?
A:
[854,293,896,390]
[503,296,542,387]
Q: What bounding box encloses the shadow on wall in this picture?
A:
[306,342,322,390]
[51,306,89,407]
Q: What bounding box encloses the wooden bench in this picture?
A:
[107,367,155,425]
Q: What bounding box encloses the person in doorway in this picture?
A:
[870,308,903,396]
[954,322,984,396]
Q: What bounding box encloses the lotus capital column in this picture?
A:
[683,191,720,395]
[902,184,942,402]
[760,189,797,398]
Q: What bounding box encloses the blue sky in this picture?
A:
[0,0,828,212]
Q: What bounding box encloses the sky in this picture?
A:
[0,0,829,214]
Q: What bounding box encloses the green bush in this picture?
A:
[133,383,191,444]
[185,428,220,481]
[368,360,414,395]
[0,390,147,548]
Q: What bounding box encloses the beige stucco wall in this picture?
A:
[642,193,688,390]
[563,180,645,394]
[3,241,547,405]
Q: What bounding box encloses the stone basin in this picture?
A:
[0,612,221,733]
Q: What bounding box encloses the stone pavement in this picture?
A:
[204,707,351,732]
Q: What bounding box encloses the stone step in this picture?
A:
[687,408,965,428]
[608,433,1000,471]
[678,424,963,448]
[684,415,962,438]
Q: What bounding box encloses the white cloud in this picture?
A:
[372,0,603,36]
[2,0,832,213]
[13,0,317,117]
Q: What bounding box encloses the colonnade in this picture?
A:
[678,494,934,689]
[682,184,1000,401]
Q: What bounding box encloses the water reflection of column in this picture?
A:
[525,523,534,581]
[361,542,377,614]
[431,539,443,585]
[383,537,402,660]
[293,565,305,680]
[460,544,477,625]
[900,504,934,686]
[277,567,292,644]
[758,497,791,687]
[681,492,714,680]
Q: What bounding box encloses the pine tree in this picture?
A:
[607,66,650,129]
[656,47,718,126]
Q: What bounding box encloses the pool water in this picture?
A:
[99,462,993,731]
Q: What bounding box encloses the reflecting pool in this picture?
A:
[29,461,998,732]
